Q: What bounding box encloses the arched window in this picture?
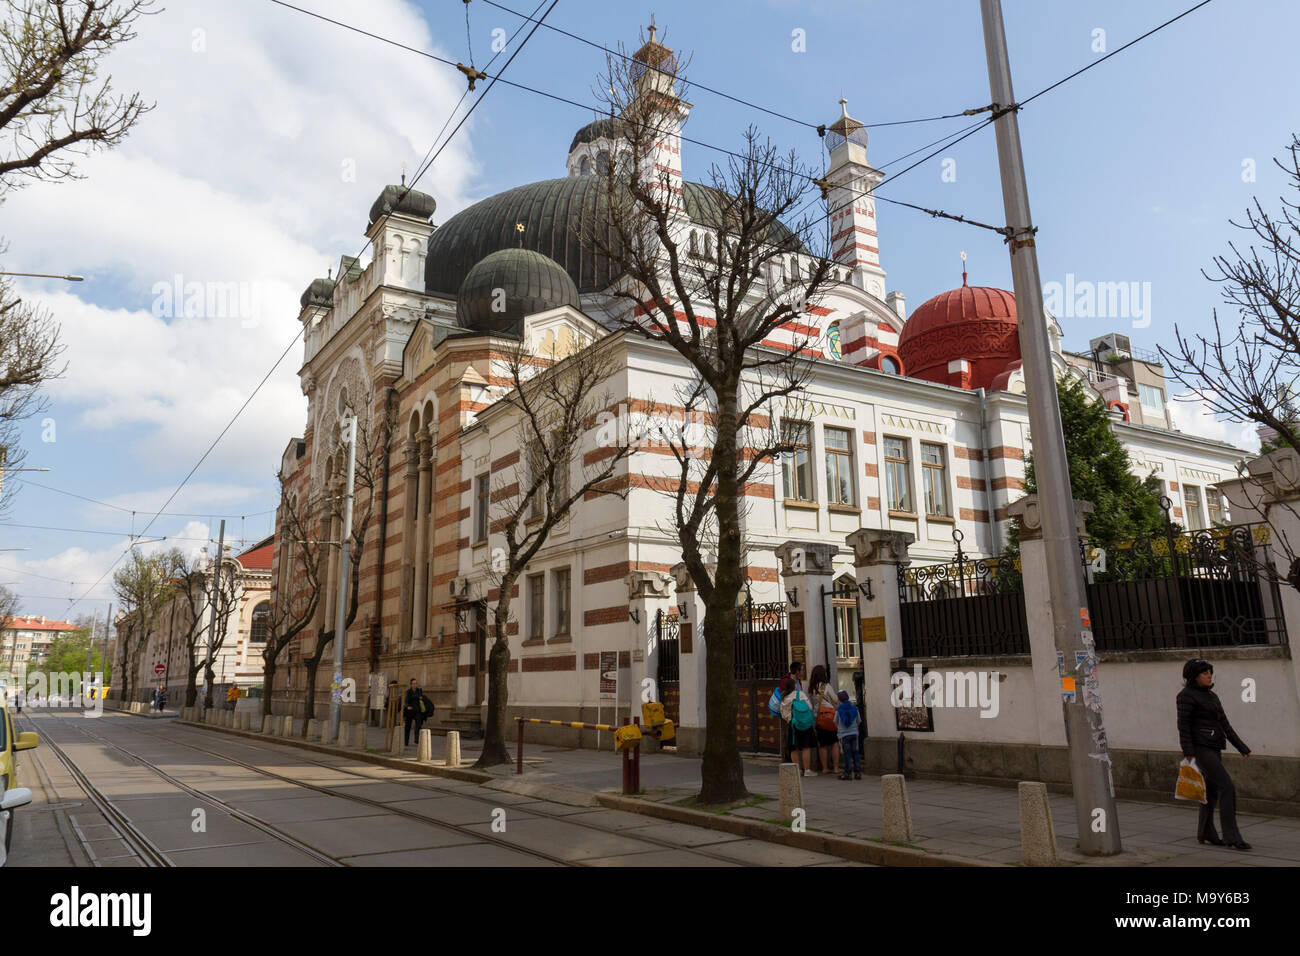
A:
[579,156,591,176]
[250,602,270,644]
[880,355,900,375]
[827,321,842,361]
[596,151,610,176]
[689,231,698,256]
[704,234,713,259]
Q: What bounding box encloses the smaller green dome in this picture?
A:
[300,277,334,310]
[570,117,626,153]
[456,249,580,335]
[368,184,437,225]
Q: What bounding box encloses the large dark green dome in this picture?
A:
[424,176,804,297]
[456,249,580,335]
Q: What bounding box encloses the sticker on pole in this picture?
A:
[1061,676,1076,702]
[1080,607,1092,627]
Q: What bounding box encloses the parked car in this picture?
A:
[0,702,38,866]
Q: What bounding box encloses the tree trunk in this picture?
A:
[185,665,198,708]
[698,382,749,804]
[474,591,515,768]
[303,655,321,726]
[261,654,277,718]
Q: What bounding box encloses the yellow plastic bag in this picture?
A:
[1175,758,1207,804]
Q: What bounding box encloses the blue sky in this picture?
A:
[2,0,1296,620]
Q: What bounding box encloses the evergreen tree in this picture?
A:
[1006,377,1168,556]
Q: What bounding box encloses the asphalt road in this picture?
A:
[9,710,865,867]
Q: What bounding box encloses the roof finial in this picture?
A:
[648,13,657,42]
[515,221,525,248]
[839,92,848,118]
[960,250,968,287]
[401,160,406,187]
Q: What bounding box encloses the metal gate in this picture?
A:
[654,609,680,730]
[734,599,787,753]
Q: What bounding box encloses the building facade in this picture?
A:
[267,30,1250,747]
[1,616,78,671]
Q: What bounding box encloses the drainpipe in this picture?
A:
[978,387,1000,554]
[372,386,396,671]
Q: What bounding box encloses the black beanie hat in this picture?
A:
[1182,659,1213,684]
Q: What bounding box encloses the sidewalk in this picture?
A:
[189,716,1300,866]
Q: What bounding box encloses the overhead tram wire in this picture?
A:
[477,0,976,133]
[10,476,277,520]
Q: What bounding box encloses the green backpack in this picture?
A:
[791,694,815,731]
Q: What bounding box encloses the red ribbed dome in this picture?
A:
[897,279,1021,390]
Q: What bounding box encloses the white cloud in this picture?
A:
[1169,391,1261,454]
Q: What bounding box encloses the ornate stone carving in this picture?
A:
[1006,495,1093,540]
[670,562,694,592]
[846,529,914,566]
[775,541,839,576]
[626,570,672,600]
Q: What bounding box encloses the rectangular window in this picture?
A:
[884,436,911,512]
[920,442,948,517]
[553,438,570,506]
[474,474,490,543]
[1183,484,1203,529]
[834,599,860,660]
[553,567,570,636]
[824,427,856,506]
[1139,384,1165,410]
[528,574,545,639]
[527,441,545,520]
[1206,487,1225,526]
[781,421,814,501]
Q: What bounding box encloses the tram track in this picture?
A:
[104,713,767,867]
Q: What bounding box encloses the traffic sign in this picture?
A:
[154,664,166,676]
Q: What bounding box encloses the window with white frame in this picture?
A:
[824,427,855,506]
[1183,484,1203,529]
[1139,384,1165,411]
[920,442,948,517]
[527,574,545,640]
[833,578,860,660]
[782,420,814,502]
[553,567,570,636]
[1206,487,1226,526]
[884,436,912,512]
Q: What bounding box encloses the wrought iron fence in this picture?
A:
[1083,509,1287,650]
[734,600,789,680]
[655,609,680,684]
[898,529,1028,657]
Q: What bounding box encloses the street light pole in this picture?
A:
[329,414,357,743]
[980,0,1121,856]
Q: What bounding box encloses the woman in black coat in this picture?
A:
[1176,659,1251,849]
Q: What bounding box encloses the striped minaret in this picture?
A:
[626,20,691,224]
[825,99,887,299]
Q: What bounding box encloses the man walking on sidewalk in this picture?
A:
[403,678,431,747]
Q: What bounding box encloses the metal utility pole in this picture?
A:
[329,414,358,742]
[202,520,226,719]
[980,0,1120,855]
[85,608,99,692]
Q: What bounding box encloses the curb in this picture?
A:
[593,793,1000,867]
[483,778,600,807]
[173,719,493,784]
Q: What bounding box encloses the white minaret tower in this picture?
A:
[825,98,887,298]
[625,18,691,224]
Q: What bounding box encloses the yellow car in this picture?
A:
[0,701,38,866]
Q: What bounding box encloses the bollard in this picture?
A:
[240,711,251,731]
[418,728,433,762]
[1019,781,1059,866]
[445,731,461,768]
[778,763,804,826]
[516,718,524,775]
[881,773,915,844]
[281,716,295,737]
[390,727,405,757]
[352,721,368,749]
[307,718,320,740]
[261,715,274,734]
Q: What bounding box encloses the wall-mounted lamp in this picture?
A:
[677,601,689,620]
[858,578,875,601]
[629,607,640,624]
[785,587,799,608]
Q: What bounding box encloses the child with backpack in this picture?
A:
[779,676,819,776]
[835,690,862,780]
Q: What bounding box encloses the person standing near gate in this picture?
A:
[808,665,840,776]
[1177,659,1252,850]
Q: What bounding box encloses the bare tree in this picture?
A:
[1161,135,1300,591]
[263,477,324,720]
[475,334,634,767]
[0,0,155,192]
[155,548,238,708]
[584,38,834,802]
[0,583,20,685]
[0,270,65,517]
[111,548,175,705]
[297,397,389,727]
